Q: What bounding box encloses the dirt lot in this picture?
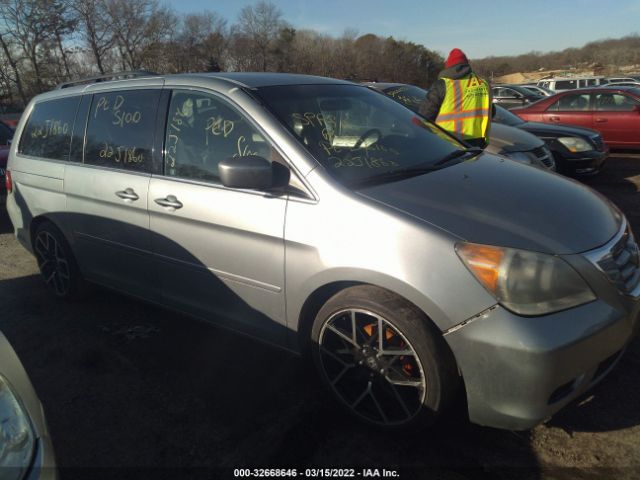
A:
[1,156,639,480]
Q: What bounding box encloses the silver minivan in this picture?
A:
[6,72,640,430]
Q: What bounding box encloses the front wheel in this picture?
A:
[310,286,459,428]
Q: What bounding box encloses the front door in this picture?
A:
[542,92,593,129]
[149,89,288,344]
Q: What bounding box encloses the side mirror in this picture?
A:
[634,105,640,114]
[219,155,290,191]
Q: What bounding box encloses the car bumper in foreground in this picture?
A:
[1,331,57,480]
[554,147,609,176]
[445,296,639,430]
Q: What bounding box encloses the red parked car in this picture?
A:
[0,147,8,193]
[0,120,13,192]
[512,86,640,149]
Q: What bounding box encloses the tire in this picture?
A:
[310,285,459,428]
[33,221,86,300]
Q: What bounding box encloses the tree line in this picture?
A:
[472,34,640,79]
[0,0,444,109]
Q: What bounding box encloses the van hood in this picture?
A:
[358,153,621,254]
[486,123,544,154]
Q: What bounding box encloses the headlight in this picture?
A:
[504,151,532,164]
[456,243,596,315]
[0,375,35,480]
[557,137,592,153]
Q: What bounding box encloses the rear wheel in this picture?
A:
[310,285,458,428]
[33,222,85,299]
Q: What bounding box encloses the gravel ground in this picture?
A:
[1,155,639,480]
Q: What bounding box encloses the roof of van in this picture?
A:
[58,72,353,91]
[32,72,356,103]
[188,72,354,87]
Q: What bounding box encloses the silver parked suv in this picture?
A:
[6,72,640,430]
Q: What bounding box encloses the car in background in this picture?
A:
[598,81,640,87]
[492,85,543,109]
[0,120,13,191]
[519,84,555,96]
[513,86,640,149]
[607,77,637,84]
[537,76,609,92]
[1,147,8,192]
[0,330,56,479]
[365,82,555,171]
[0,113,21,129]
[0,119,14,146]
[494,105,608,175]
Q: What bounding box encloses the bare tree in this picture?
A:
[174,11,227,72]
[233,0,284,71]
[104,0,173,71]
[0,32,27,104]
[71,0,114,74]
[0,0,57,91]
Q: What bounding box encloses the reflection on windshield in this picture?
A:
[256,84,464,186]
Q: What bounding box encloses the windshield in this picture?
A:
[381,85,427,112]
[493,105,525,126]
[256,84,464,186]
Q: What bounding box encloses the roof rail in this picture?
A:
[56,70,159,90]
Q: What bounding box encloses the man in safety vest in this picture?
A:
[419,48,492,148]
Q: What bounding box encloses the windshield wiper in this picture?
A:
[348,148,483,189]
[432,147,483,166]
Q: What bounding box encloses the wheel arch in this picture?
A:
[29,214,74,253]
[295,278,450,358]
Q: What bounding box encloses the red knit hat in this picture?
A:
[445,48,469,68]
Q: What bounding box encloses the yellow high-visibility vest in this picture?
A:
[435,73,491,142]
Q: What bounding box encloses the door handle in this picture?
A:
[595,118,608,123]
[155,195,183,210]
[549,116,560,122]
[115,188,139,201]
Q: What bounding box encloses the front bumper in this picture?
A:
[445,219,640,431]
[445,298,639,430]
[553,147,609,176]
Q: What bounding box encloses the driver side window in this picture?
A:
[164,90,273,183]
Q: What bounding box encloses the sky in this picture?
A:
[166,0,640,58]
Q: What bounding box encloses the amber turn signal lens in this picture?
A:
[457,243,505,293]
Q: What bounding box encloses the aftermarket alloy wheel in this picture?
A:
[33,222,84,299]
[311,286,458,428]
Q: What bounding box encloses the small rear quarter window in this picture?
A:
[19,96,80,160]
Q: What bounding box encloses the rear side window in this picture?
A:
[549,93,591,111]
[595,93,639,111]
[85,90,160,172]
[19,96,80,160]
[553,80,577,90]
